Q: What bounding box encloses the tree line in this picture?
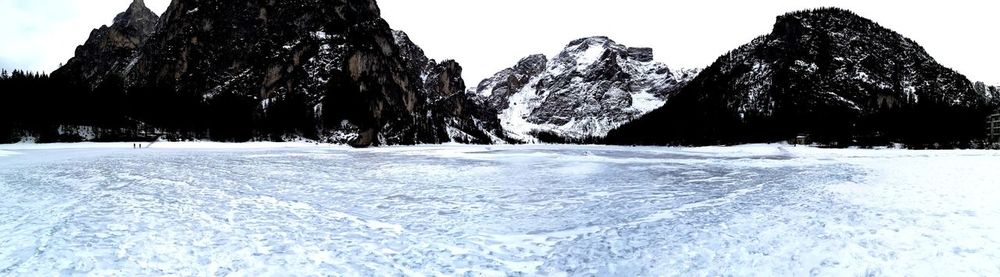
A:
[0,69,321,143]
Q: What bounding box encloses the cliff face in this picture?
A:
[394,31,511,144]
[975,82,1000,106]
[52,0,159,88]
[53,0,505,146]
[473,37,695,142]
[609,8,991,147]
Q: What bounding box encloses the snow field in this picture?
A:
[0,144,998,275]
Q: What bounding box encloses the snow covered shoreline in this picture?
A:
[3,141,998,153]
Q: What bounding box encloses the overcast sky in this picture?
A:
[1,0,996,85]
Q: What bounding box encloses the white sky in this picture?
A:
[1,0,996,85]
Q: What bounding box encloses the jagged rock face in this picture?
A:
[473,36,693,141]
[391,30,430,79]
[128,0,420,146]
[424,60,511,144]
[424,60,464,100]
[475,54,547,113]
[975,81,1000,105]
[989,87,1000,107]
[55,0,504,146]
[393,31,510,144]
[609,8,990,147]
[52,0,159,87]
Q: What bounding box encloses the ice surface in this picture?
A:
[1,143,999,275]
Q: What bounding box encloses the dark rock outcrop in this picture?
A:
[975,81,1000,106]
[53,0,505,146]
[393,32,511,144]
[608,8,991,147]
[52,0,159,87]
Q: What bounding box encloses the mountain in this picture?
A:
[52,0,159,88]
[43,0,505,147]
[974,81,1000,106]
[393,31,511,144]
[608,8,991,148]
[472,36,695,142]
[3,0,160,143]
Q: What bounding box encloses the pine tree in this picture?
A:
[1,69,8,79]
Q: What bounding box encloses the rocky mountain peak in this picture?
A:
[474,36,694,142]
[52,0,160,87]
[135,0,502,146]
[771,8,882,42]
[553,36,627,72]
[776,7,869,26]
[114,0,158,28]
[392,30,431,75]
[567,36,613,45]
[49,0,507,146]
[123,0,150,16]
[514,54,548,74]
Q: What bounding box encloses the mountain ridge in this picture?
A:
[3,6,996,147]
[41,0,508,147]
[51,0,159,88]
[473,36,696,142]
[607,7,992,147]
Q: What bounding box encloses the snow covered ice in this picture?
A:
[1,143,1000,275]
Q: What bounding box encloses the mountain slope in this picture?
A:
[608,8,990,147]
[974,81,1000,106]
[52,0,159,88]
[473,37,694,142]
[393,31,511,144]
[50,0,505,146]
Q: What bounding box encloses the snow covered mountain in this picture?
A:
[608,8,992,147]
[49,0,507,147]
[472,37,696,142]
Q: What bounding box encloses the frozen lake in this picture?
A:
[1,143,999,275]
